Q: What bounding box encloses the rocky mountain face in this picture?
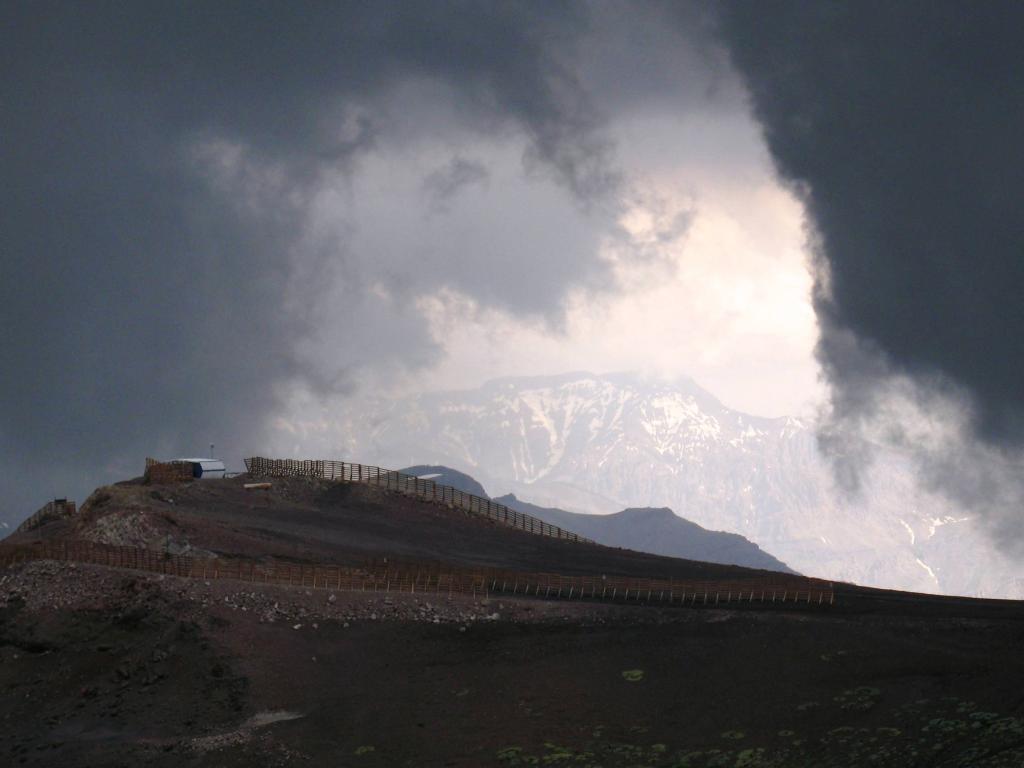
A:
[331,372,1024,598]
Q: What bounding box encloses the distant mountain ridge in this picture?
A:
[327,372,1024,598]
[399,462,793,572]
[495,493,795,574]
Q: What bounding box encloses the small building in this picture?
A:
[175,458,226,479]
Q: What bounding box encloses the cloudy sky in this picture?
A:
[3,2,1023,537]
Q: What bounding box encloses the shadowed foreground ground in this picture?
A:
[5,564,1024,767]
[3,477,1024,766]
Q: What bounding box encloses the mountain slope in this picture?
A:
[395,460,794,572]
[399,465,489,498]
[312,372,1024,597]
[496,493,795,573]
[8,476,793,583]
[6,476,1024,767]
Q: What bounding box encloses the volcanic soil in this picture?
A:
[7,475,792,581]
[3,476,1024,767]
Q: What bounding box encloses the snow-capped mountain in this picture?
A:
[296,372,1024,598]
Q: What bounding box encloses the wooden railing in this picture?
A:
[14,499,77,534]
[0,541,835,607]
[243,456,595,545]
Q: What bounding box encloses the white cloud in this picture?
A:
[272,23,822,425]
[394,112,823,418]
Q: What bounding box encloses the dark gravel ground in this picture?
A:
[4,476,1024,767]
[3,561,1024,767]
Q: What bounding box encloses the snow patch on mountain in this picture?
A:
[297,372,1024,598]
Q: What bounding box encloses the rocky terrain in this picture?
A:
[5,561,1024,767]
[4,474,1024,767]
[7,476,788,584]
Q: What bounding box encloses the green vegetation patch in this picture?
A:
[833,685,881,712]
[494,696,1024,768]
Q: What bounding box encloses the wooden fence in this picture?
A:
[14,498,77,534]
[244,456,595,545]
[0,541,835,607]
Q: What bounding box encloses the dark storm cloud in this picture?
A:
[0,1,626,521]
[422,157,490,211]
[716,2,1024,542]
